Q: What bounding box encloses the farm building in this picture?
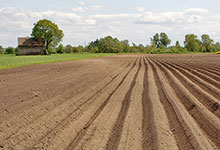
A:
[18,37,46,55]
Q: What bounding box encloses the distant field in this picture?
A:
[0,53,115,69]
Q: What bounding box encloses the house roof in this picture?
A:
[18,37,45,47]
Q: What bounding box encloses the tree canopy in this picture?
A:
[31,19,64,54]
[0,45,4,54]
[151,32,171,48]
[184,34,201,52]
[87,36,124,53]
[201,34,214,52]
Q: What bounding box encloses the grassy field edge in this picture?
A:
[0,53,116,70]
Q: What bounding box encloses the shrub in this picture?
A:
[65,45,73,53]
[5,47,15,54]
[0,45,4,54]
[56,44,65,53]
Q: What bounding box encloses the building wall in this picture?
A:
[18,47,45,55]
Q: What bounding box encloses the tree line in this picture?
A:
[1,33,219,55]
[84,33,220,54]
[48,33,220,54]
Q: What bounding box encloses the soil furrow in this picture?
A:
[150,57,220,149]
[0,59,135,149]
[0,54,219,150]
[0,59,128,119]
[152,58,220,118]
[63,58,141,150]
[142,57,178,150]
[149,59,194,150]
[157,58,220,91]
[163,60,220,84]
[141,57,154,150]
[105,58,142,150]
[32,58,139,150]
[0,59,129,143]
[67,58,140,150]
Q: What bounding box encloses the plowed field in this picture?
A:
[0,54,219,150]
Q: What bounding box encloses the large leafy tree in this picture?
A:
[160,32,171,47]
[201,34,214,52]
[121,40,130,52]
[151,32,171,48]
[31,19,64,54]
[184,34,200,52]
[150,33,160,48]
[90,36,123,53]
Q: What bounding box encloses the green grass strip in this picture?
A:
[0,53,115,70]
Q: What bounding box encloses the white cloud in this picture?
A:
[72,7,86,13]
[78,1,86,6]
[136,6,145,12]
[135,8,209,25]
[72,4,103,13]
[0,6,220,48]
[89,5,103,11]
[184,8,209,14]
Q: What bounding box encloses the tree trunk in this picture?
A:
[45,41,49,55]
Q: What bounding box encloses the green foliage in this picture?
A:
[160,32,171,48]
[121,40,130,53]
[130,43,138,53]
[151,32,171,48]
[175,41,181,48]
[31,19,64,54]
[86,45,98,53]
[184,34,200,51]
[56,44,65,53]
[15,47,19,55]
[0,45,4,54]
[48,48,57,54]
[201,34,214,52]
[214,42,220,52]
[151,33,160,48]
[97,36,123,53]
[72,46,83,53]
[65,45,72,53]
[5,47,15,54]
[87,36,123,53]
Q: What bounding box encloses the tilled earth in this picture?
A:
[0,54,219,150]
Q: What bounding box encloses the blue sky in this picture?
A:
[1,0,220,47]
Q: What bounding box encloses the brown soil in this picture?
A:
[0,54,219,150]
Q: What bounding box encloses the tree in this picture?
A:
[65,45,73,53]
[130,43,138,53]
[150,32,171,48]
[31,19,64,55]
[97,36,123,53]
[0,45,4,54]
[72,46,83,53]
[184,34,200,52]
[5,47,15,54]
[201,34,214,52]
[151,33,160,48]
[86,45,98,53]
[160,32,171,48]
[175,41,181,48]
[121,40,130,52]
[56,44,65,53]
[214,42,220,52]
